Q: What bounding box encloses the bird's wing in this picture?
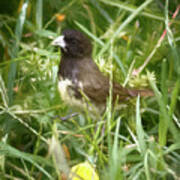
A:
[77,59,132,104]
[76,59,109,104]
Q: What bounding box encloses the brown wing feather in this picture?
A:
[76,58,154,105]
[76,58,109,103]
[76,58,135,104]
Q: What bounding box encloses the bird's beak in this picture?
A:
[51,35,66,48]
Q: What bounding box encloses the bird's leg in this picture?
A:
[53,112,79,121]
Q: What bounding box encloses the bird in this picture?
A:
[52,29,153,114]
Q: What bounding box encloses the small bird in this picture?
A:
[52,29,152,113]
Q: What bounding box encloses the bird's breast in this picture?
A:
[57,76,103,114]
[58,77,86,109]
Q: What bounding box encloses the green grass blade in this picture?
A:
[112,117,121,156]
[99,0,164,21]
[7,0,29,105]
[169,80,180,118]
[136,95,146,153]
[165,0,180,78]
[159,59,171,146]
[0,75,8,108]
[161,59,168,104]
[164,0,180,143]
[144,151,151,180]
[149,79,168,146]
[98,0,153,56]
[0,142,53,179]
[36,0,43,30]
[90,0,113,23]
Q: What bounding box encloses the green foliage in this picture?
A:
[0,0,180,179]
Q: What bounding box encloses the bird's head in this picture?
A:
[52,29,92,58]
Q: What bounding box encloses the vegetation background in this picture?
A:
[0,0,180,179]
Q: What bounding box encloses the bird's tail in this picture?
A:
[128,89,154,97]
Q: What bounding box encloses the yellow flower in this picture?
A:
[70,161,99,180]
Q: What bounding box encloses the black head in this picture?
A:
[52,29,92,58]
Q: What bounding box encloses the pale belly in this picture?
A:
[58,79,85,109]
[58,79,104,114]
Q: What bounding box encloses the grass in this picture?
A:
[0,0,180,179]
